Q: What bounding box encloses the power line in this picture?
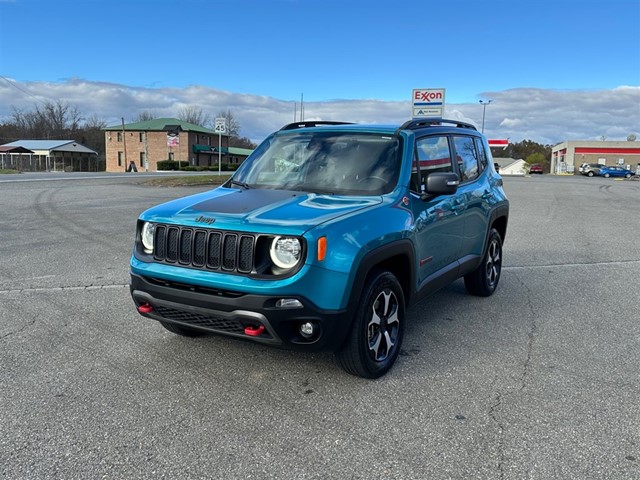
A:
[0,75,48,105]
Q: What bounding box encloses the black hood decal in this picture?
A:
[191,188,299,214]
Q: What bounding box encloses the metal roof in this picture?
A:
[0,145,34,153]
[493,157,525,168]
[103,118,220,135]
[2,140,98,155]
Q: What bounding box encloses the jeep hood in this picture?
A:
[141,187,382,235]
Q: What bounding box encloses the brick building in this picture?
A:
[103,118,251,172]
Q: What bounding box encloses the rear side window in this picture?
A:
[411,135,453,193]
[453,136,480,182]
[474,137,489,172]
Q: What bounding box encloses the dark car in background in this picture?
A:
[529,164,543,174]
[579,163,604,177]
[598,166,635,178]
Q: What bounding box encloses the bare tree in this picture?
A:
[135,111,156,122]
[84,114,107,130]
[9,100,82,139]
[216,109,241,137]
[177,105,210,127]
[80,114,107,158]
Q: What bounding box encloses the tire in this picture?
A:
[159,321,206,337]
[604,173,610,178]
[464,228,503,297]
[587,171,594,177]
[335,270,405,379]
[625,173,631,178]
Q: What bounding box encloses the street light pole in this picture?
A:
[479,99,493,134]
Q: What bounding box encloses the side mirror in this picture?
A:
[421,172,459,200]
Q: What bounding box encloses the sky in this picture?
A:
[0,0,639,145]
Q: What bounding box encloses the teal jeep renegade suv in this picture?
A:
[130,118,509,378]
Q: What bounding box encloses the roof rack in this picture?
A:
[279,121,354,131]
[399,118,477,131]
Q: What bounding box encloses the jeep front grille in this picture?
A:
[153,225,255,274]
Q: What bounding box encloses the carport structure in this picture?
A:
[0,140,98,172]
[0,145,34,170]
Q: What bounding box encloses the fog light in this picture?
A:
[300,322,315,338]
[275,298,303,309]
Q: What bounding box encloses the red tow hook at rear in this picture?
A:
[138,303,154,314]
[244,325,265,337]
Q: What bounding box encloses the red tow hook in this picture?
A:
[244,325,265,337]
[138,303,154,314]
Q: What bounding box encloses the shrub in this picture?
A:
[157,160,188,170]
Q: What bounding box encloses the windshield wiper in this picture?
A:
[229,179,251,189]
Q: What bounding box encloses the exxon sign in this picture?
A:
[412,89,445,118]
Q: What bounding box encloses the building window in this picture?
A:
[139,132,145,142]
[117,132,122,142]
[140,152,146,167]
[168,152,174,160]
[117,151,124,167]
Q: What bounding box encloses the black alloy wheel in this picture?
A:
[336,270,405,378]
[464,228,503,297]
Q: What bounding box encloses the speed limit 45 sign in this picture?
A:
[214,118,226,134]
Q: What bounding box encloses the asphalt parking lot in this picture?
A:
[1,172,639,479]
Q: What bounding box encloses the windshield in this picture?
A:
[231,131,401,195]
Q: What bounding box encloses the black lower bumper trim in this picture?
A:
[130,273,351,351]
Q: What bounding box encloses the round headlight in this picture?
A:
[269,236,301,269]
[141,222,155,253]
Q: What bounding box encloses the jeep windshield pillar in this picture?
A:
[130,118,509,378]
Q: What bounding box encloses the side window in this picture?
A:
[474,137,489,172]
[411,135,453,193]
[453,136,480,182]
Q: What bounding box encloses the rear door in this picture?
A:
[451,135,492,259]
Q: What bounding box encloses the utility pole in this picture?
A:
[121,117,128,171]
[300,93,304,121]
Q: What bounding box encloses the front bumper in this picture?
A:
[130,273,352,351]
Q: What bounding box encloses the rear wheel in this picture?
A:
[335,271,405,379]
[587,171,594,177]
[159,321,206,337]
[604,173,610,178]
[464,228,503,297]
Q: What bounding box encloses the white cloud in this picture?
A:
[499,118,525,128]
[0,78,638,146]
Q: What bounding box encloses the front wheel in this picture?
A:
[335,271,405,379]
[464,228,503,297]
[587,171,594,177]
[625,173,632,178]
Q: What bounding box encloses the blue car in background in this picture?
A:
[598,166,635,178]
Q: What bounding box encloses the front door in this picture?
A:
[409,134,464,289]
